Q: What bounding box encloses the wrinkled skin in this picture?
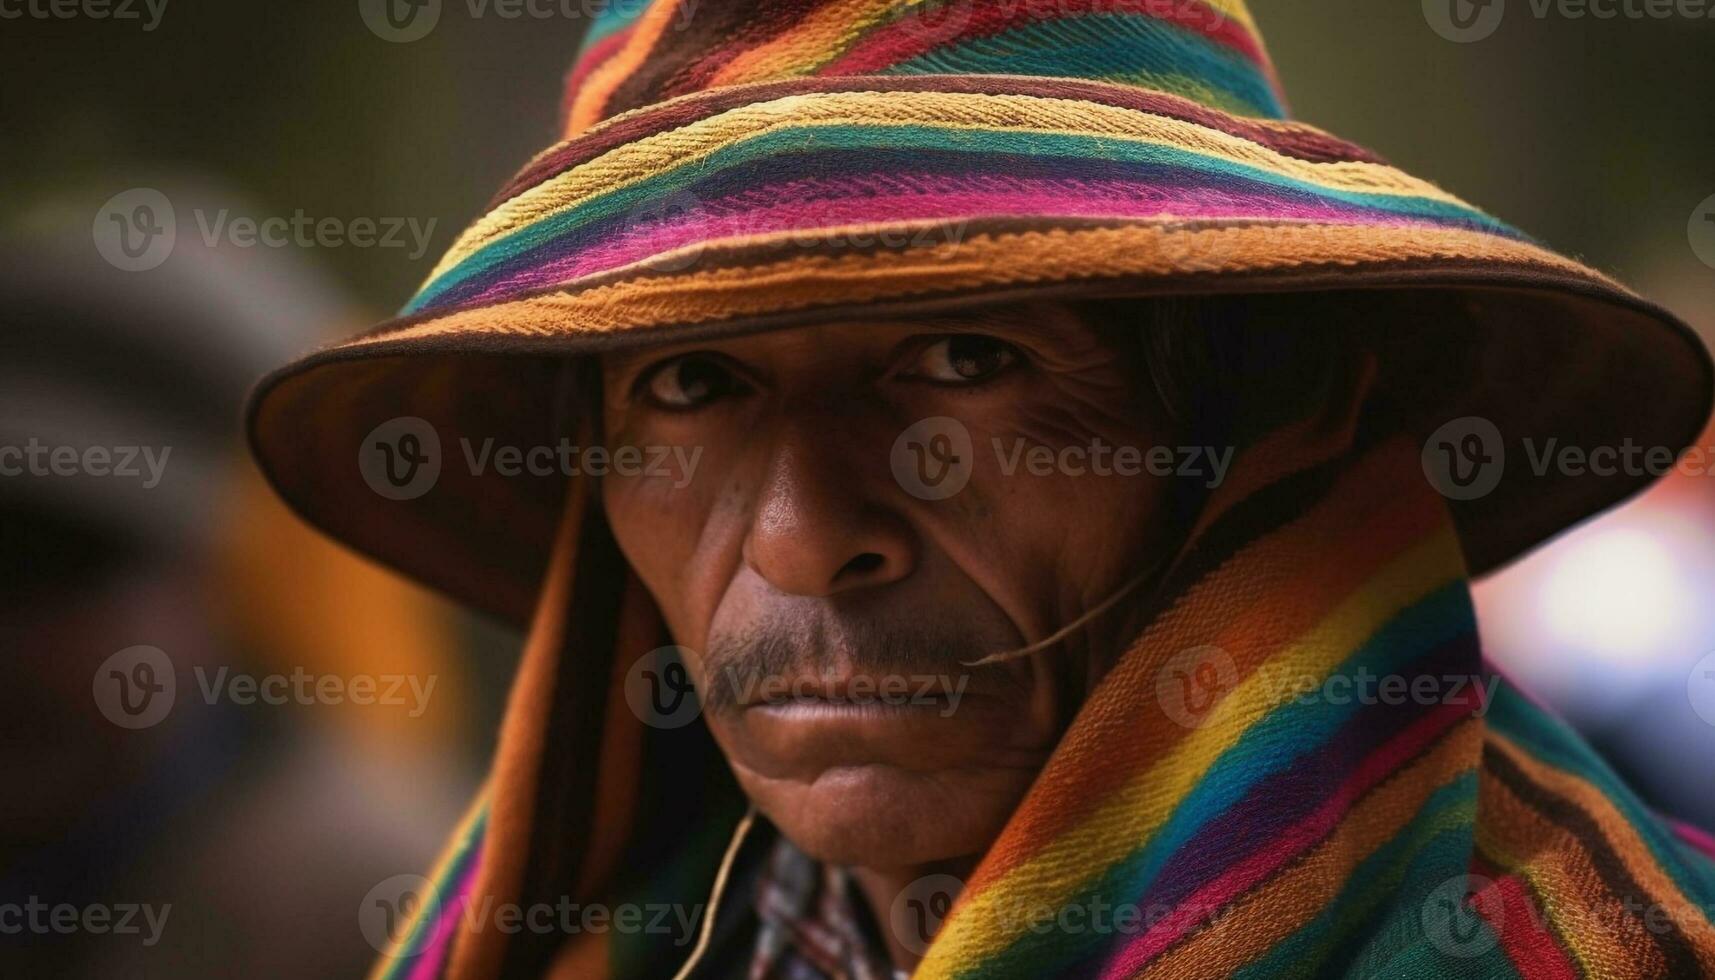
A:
[598,302,1191,965]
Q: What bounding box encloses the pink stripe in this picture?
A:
[823,0,1270,79]
[1096,700,1473,979]
[1671,818,1715,860]
[452,179,1442,308]
[1470,863,1581,980]
[404,850,485,980]
[566,27,631,104]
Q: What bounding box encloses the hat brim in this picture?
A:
[247,77,1712,625]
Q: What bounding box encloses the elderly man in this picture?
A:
[249,1,1715,977]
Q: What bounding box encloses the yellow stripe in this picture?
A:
[1487,733,1715,975]
[427,89,1476,281]
[366,220,1609,349]
[1141,721,1483,979]
[563,0,683,138]
[911,527,1466,975]
[1475,771,1639,978]
[1201,0,1263,38]
[365,784,490,980]
[708,0,921,86]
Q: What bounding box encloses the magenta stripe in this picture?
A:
[405,850,485,980]
[1673,819,1715,860]
[454,183,1446,308]
[1096,700,1470,979]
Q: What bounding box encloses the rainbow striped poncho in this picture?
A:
[373,435,1715,979]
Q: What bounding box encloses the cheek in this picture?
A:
[947,389,1179,607]
[601,452,741,649]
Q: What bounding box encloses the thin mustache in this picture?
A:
[700,619,986,714]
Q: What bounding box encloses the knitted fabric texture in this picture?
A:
[369,436,1715,979]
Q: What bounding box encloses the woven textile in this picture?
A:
[370,437,1715,979]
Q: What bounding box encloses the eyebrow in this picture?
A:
[601,303,1094,383]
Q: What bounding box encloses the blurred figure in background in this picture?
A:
[0,184,474,978]
[1477,263,1715,832]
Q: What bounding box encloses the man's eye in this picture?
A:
[640,353,745,409]
[909,335,1021,385]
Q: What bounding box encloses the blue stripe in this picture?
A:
[406,124,1517,314]
[879,14,1284,118]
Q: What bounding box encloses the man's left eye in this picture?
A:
[909,335,1021,384]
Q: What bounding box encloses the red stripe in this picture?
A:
[1468,856,1582,980]
[499,74,1382,208]
[561,27,634,126]
[1099,700,1475,976]
[824,0,1270,79]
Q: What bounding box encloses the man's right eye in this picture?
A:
[638,353,747,410]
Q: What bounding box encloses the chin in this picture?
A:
[739,761,1029,871]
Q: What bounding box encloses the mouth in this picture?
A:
[747,692,961,718]
[737,672,966,716]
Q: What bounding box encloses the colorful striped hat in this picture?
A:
[249,0,1710,624]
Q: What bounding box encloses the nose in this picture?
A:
[743,423,917,598]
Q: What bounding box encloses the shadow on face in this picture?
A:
[597,302,1187,871]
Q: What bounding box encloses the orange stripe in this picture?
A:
[1485,734,1715,976]
[547,932,610,979]
[1467,860,1582,980]
[570,574,665,898]
[1475,750,1657,979]
[707,0,894,87]
[352,221,1614,349]
[1139,719,1483,978]
[564,0,684,137]
[445,486,588,979]
[365,786,492,980]
[969,444,1449,888]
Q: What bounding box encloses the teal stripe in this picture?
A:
[579,0,653,47]
[1110,584,1475,900]
[375,804,489,980]
[948,582,1477,980]
[1234,777,1480,979]
[407,123,1515,313]
[880,13,1283,118]
[1337,785,1521,980]
[1485,682,1715,915]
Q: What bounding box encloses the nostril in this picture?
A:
[837,552,886,580]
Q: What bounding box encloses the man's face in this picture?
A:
[599,303,1179,871]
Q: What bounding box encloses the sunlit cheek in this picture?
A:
[948,408,1176,613]
[601,432,748,638]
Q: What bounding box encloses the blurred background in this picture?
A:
[2,0,1712,975]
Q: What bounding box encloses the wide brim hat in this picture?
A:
[248,0,1711,626]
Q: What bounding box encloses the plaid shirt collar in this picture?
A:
[747,834,904,980]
